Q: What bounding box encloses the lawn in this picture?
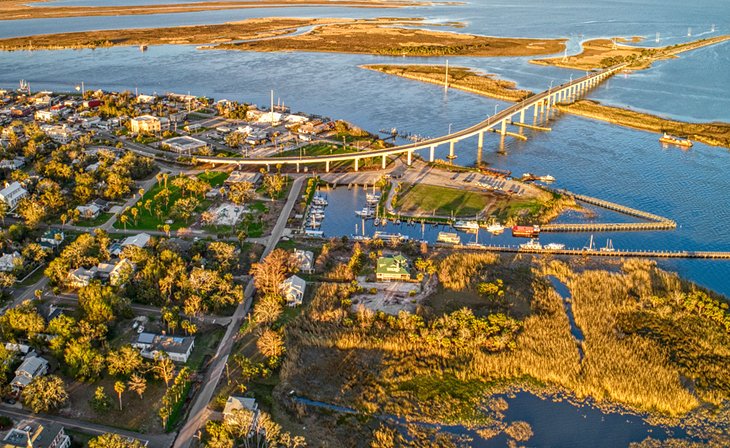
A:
[74,212,113,227]
[186,327,225,372]
[395,183,490,217]
[273,142,344,158]
[113,172,222,231]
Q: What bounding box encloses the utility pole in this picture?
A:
[270,89,275,126]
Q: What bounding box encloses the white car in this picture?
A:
[136,325,145,334]
[132,321,139,330]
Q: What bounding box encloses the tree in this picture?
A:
[0,200,7,225]
[90,386,112,413]
[171,196,200,222]
[227,181,255,205]
[253,295,283,326]
[21,375,68,413]
[89,433,146,448]
[120,214,129,231]
[107,345,143,377]
[257,329,284,359]
[64,339,105,381]
[0,300,45,338]
[260,169,285,200]
[154,354,175,388]
[17,196,46,228]
[181,320,197,336]
[128,374,147,399]
[250,249,295,297]
[114,380,126,410]
[208,241,238,272]
[78,283,129,324]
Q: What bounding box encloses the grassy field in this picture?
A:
[186,327,226,371]
[74,212,113,227]
[395,183,490,217]
[113,172,225,231]
[273,142,344,158]
[219,21,565,57]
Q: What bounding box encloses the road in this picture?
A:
[0,405,174,448]
[173,176,306,448]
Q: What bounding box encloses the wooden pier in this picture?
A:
[451,244,730,260]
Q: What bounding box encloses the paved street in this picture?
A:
[173,176,305,448]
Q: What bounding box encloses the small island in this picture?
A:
[531,34,730,71]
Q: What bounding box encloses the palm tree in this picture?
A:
[114,381,125,410]
[120,215,129,231]
[128,374,146,400]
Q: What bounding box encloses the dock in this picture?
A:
[450,244,730,260]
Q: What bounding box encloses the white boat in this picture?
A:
[312,197,328,206]
[373,231,409,241]
[355,208,374,218]
[520,239,543,250]
[600,239,616,252]
[486,222,505,234]
[544,243,565,250]
[466,242,484,248]
[453,220,479,232]
[539,175,556,182]
[437,232,461,245]
[366,193,381,203]
[374,218,380,226]
[304,229,324,237]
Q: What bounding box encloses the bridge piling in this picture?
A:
[429,145,435,162]
[354,158,359,172]
[477,132,484,154]
[407,150,412,166]
[381,155,386,169]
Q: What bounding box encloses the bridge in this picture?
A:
[194,63,629,171]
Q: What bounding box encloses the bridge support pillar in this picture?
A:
[354,158,359,172]
[266,164,270,172]
[500,119,507,136]
[447,141,456,163]
[381,155,387,169]
[296,163,300,173]
[519,109,525,122]
[477,132,484,153]
[325,160,330,173]
[407,151,412,166]
[533,103,538,118]
[429,145,435,162]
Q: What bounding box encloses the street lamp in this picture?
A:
[448,123,453,134]
[549,80,554,92]
[494,104,499,115]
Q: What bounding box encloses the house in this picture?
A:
[40,229,65,249]
[162,136,208,154]
[225,171,261,186]
[0,157,26,170]
[129,115,169,134]
[4,343,31,356]
[292,249,314,274]
[75,203,101,220]
[137,94,156,104]
[223,396,259,429]
[0,181,28,210]
[96,258,135,286]
[67,266,97,288]
[280,275,306,307]
[42,124,78,144]
[34,109,58,122]
[376,255,410,282]
[2,420,71,448]
[10,354,49,393]
[133,332,195,363]
[0,252,21,272]
[120,233,151,250]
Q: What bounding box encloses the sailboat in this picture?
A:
[600,239,616,252]
[583,234,595,251]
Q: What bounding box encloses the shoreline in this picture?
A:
[0,19,565,59]
[0,0,445,21]
[365,63,730,149]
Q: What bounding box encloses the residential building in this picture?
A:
[75,203,101,220]
[42,124,78,144]
[2,420,71,448]
[280,275,306,307]
[119,233,151,251]
[133,332,195,363]
[34,109,58,122]
[223,396,259,430]
[376,255,410,282]
[0,157,26,170]
[0,181,28,210]
[96,258,135,286]
[129,115,169,134]
[67,266,97,288]
[162,136,208,154]
[293,249,314,274]
[225,171,261,186]
[10,354,49,393]
[40,229,65,249]
[0,252,21,272]
[137,94,156,104]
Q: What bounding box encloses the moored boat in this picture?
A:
[512,225,540,238]
[659,133,693,147]
[453,220,479,232]
[437,231,461,245]
[519,239,543,250]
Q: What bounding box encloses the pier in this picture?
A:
[452,244,730,260]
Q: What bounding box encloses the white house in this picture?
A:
[292,249,314,274]
[0,181,28,210]
[223,396,259,430]
[11,354,49,393]
[0,251,21,272]
[96,258,135,286]
[162,136,208,154]
[0,157,26,170]
[40,229,65,249]
[3,419,71,448]
[280,275,306,307]
[133,332,195,363]
[75,203,101,220]
[121,233,151,250]
[67,266,97,288]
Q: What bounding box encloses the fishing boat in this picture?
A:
[544,243,566,250]
[519,239,543,250]
[659,133,693,148]
[453,220,479,232]
[486,222,505,234]
[512,225,541,238]
[373,231,409,241]
[437,232,461,245]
